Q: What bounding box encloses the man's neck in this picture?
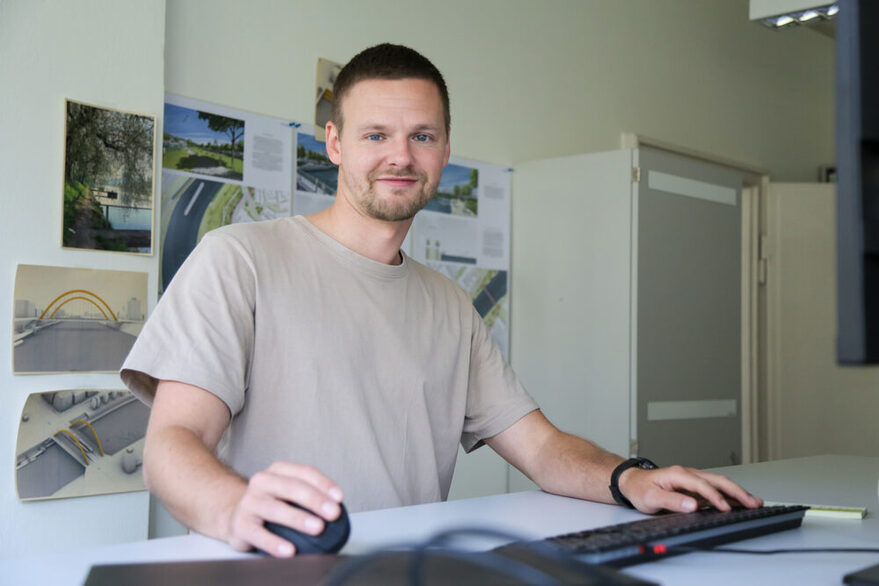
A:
[306,198,412,265]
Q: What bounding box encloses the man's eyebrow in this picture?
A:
[354,123,442,133]
[411,124,442,133]
[356,124,390,133]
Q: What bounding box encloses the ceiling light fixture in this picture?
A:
[757,2,839,29]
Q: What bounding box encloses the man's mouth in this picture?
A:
[376,176,419,188]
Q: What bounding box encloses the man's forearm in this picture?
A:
[529,429,624,503]
[142,424,247,541]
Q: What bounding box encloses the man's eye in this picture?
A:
[413,134,432,143]
[366,134,384,141]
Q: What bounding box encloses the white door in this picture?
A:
[635,147,744,468]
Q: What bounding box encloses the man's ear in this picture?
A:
[325,121,342,165]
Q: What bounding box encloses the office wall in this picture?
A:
[163,0,833,181]
[0,0,165,559]
[767,184,879,460]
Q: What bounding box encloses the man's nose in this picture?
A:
[386,136,414,167]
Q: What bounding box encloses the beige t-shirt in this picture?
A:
[121,216,537,512]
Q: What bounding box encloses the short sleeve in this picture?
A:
[460,305,538,452]
[120,229,256,416]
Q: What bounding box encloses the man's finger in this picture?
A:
[633,466,731,512]
[249,469,342,521]
[635,485,700,514]
[266,461,345,502]
[690,470,763,508]
[246,494,327,536]
[658,466,731,511]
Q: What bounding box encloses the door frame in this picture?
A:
[622,133,767,464]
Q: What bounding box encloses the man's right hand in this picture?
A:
[143,380,345,558]
[227,461,344,557]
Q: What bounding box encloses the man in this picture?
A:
[121,43,761,559]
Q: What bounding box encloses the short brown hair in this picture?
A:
[332,43,450,135]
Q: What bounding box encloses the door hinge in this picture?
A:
[631,167,641,183]
[758,234,769,285]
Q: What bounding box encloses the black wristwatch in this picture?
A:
[609,457,658,508]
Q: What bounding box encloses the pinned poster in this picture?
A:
[410,158,512,359]
[62,99,157,255]
[160,95,296,291]
[16,390,149,501]
[293,124,337,216]
[13,264,147,374]
[314,57,342,142]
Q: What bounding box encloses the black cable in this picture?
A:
[410,526,598,585]
[672,546,879,555]
[322,526,597,586]
[324,548,567,586]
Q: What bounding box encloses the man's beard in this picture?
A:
[349,169,437,222]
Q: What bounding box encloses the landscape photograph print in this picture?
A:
[163,102,244,181]
[63,99,156,254]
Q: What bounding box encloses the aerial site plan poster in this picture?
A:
[410,158,512,359]
[160,95,295,292]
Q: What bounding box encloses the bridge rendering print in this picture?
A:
[16,389,149,501]
[13,265,147,374]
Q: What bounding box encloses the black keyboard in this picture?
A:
[498,505,808,567]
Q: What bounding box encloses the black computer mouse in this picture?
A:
[261,501,350,555]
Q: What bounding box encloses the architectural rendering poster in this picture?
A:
[16,390,149,501]
[293,124,337,216]
[160,96,510,357]
[161,94,294,292]
[13,264,147,374]
[313,57,342,142]
[63,99,156,254]
[410,159,512,358]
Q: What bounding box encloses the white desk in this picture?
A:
[3,455,877,585]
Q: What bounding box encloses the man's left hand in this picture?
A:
[618,465,764,514]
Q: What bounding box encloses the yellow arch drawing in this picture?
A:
[48,297,110,320]
[40,289,118,321]
[54,429,90,465]
[71,420,104,456]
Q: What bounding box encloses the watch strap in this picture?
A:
[609,457,658,508]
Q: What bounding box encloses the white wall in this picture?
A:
[1,0,836,557]
[163,0,833,181]
[0,0,166,559]
[767,185,879,460]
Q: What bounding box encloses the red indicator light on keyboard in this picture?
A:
[652,544,667,555]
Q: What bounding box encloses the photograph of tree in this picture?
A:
[63,99,156,253]
[163,102,244,181]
